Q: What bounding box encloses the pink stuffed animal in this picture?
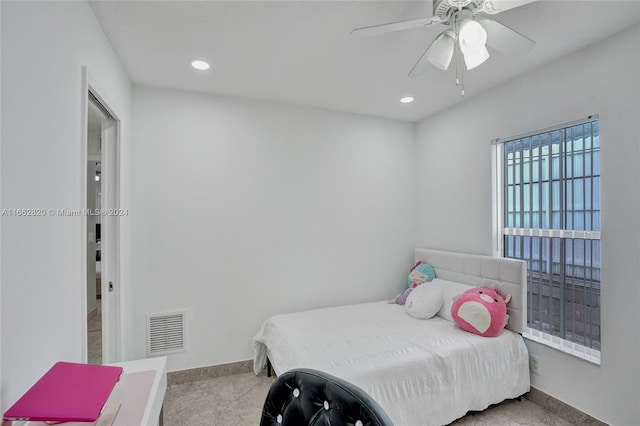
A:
[451,287,511,337]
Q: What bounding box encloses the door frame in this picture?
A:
[80,66,123,363]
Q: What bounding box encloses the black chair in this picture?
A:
[260,368,393,426]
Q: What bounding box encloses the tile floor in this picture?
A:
[87,298,102,365]
[163,371,576,426]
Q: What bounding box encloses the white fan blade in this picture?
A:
[408,30,455,76]
[480,19,535,56]
[408,42,436,78]
[482,0,537,15]
[351,16,444,37]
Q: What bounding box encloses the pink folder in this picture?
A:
[3,362,123,422]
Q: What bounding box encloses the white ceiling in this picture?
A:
[89,0,640,122]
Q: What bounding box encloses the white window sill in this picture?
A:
[523,328,601,365]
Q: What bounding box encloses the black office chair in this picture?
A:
[260,368,393,426]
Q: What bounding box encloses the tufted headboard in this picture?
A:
[414,248,527,334]
[261,368,393,426]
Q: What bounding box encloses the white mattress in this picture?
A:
[254,301,530,426]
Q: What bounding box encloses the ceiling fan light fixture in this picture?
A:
[426,30,455,71]
[458,18,490,70]
[458,18,487,50]
[462,44,490,69]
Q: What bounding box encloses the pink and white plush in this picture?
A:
[451,287,511,337]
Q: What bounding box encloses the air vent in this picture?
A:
[146,310,186,356]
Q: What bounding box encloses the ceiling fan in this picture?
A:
[352,0,536,94]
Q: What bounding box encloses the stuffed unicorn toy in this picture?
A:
[395,261,435,305]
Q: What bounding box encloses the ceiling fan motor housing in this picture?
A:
[434,0,486,23]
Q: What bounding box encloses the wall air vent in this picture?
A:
[146,310,186,356]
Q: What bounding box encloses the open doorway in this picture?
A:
[83,78,122,365]
[87,98,105,364]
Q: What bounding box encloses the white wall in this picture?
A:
[0,1,131,410]
[415,25,640,425]
[130,86,416,371]
[88,129,101,157]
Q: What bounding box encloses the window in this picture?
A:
[495,116,600,362]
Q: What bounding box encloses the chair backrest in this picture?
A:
[261,368,393,426]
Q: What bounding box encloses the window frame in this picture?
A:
[491,115,601,365]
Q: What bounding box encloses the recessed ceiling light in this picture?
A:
[191,60,210,71]
[400,96,414,104]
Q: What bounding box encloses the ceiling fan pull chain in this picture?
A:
[453,13,465,96]
[459,55,465,96]
[454,14,460,87]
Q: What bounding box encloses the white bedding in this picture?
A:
[253,301,530,426]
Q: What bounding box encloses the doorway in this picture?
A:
[83,73,122,365]
[87,98,104,364]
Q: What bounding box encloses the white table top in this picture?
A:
[23,357,167,426]
[106,357,167,426]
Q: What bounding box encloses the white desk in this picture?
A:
[106,357,167,426]
[23,357,167,426]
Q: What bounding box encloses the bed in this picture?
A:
[253,249,530,426]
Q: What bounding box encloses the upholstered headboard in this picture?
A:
[414,248,527,334]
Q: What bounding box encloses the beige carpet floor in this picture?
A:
[163,371,575,426]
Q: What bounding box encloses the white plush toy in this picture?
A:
[405,282,444,320]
